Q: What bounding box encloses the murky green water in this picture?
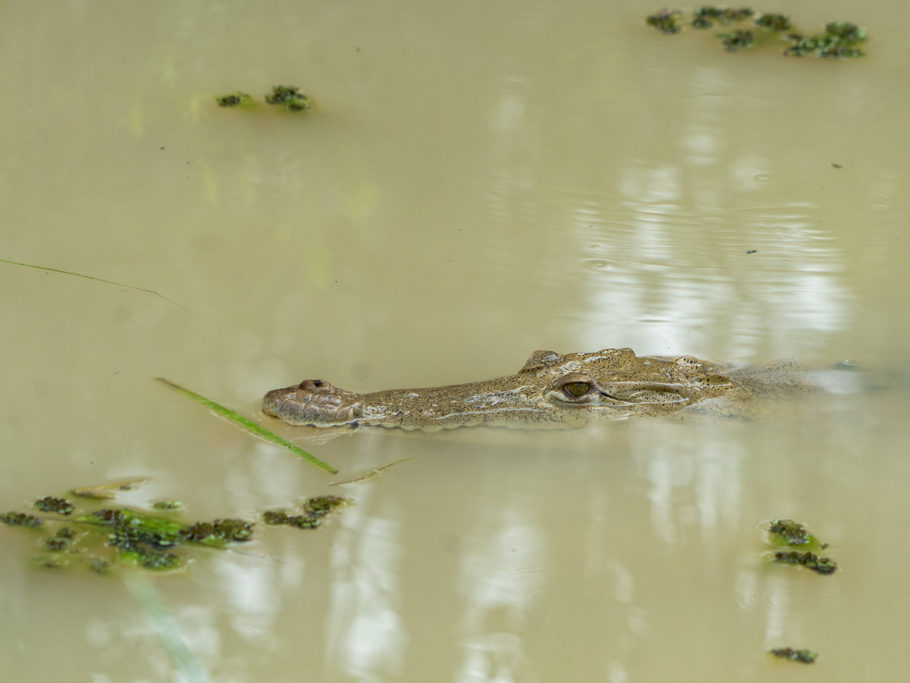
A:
[2,0,909,681]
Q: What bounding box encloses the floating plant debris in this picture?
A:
[3,483,352,574]
[215,92,254,108]
[265,85,314,111]
[772,550,837,575]
[34,496,75,515]
[647,7,867,58]
[763,519,837,574]
[263,495,351,530]
[769,647,817,664]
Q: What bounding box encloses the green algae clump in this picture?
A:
[768,519,818,547]
[772,550,837,575]
[764,519,837,575]
[45,527,76,551]
[5,485,352,575]
[83,508,254,571]
[769,647,817,664]
[215,92,254,108]
[178,519,253,544]
[215,87,317,112]
[265,85,314,112]
[647,7,867,58]
[264,495,351,530]
[35,496,75,515]
[754,13,790,32]
[692,6,753,28]
[646,9,683,34]
[4,491,255,574]
[784,22,867,58]
[719,29,755,51]
[2,511,44,529]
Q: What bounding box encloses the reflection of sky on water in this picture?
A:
[580,179,850,357]
[474,64,871,360]
[453,511,544,682]
[326,506,406,680]
[176,412,870,681]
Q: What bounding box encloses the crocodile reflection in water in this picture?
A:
[262,347,820,430]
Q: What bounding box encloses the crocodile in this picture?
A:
[262,347,819,430]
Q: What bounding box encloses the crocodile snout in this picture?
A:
[262,379,363,426]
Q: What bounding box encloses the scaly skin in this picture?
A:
[261,347,803,429]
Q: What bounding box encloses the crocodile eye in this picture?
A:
[562,381,591,398]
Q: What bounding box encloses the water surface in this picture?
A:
[2,1,908,681]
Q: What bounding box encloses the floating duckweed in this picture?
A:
[647,7,867,58]
[35,496,75,515]
[784,22,866,58]
[754,13,790,31]
[773,550,837,575]
[81,508,254,571]
[92,508,127,524]
[692,6,753,28]
[767,518,828,549]
[768,519,810,545]
[176,521,216,543]
[769,647,817,664]
[152,501,183,511]
[303,495,350,518]
[646,9,683,34]
[719,29,755,50]
[4,490,262,574]
[2,511,44,528]
[263,509,288,525]
[826,22,866,42]
[91,508,185,549]
[263,510,321,529]
[265,85,313,112]
[5,486,348,575]
[45,536,69,551]
[178,518,253,544]
[45,527,76,551]
[215,92,253,107]
[264,495,351,530]
[763,519,837,574]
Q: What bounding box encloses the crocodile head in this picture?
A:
[262,347,737,429]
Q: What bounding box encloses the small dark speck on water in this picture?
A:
[831,162,843,168]
[160,146,165,150]
[746,249,757,254]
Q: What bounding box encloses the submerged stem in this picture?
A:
[0,257,187,310]
[122,573,210,682]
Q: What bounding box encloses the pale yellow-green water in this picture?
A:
[2,1,909,681]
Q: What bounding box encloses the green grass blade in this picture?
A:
[0,257,187,310]
[156,378,337,474]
